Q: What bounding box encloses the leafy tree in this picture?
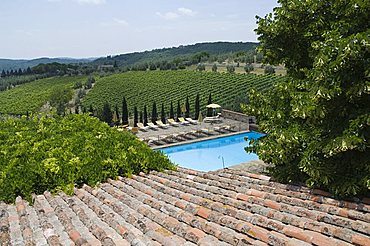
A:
[73,81,83,89]
[226,64,235,73]
[176,100,182,120]
[134,106,138,127]
[264,65,275,75]
[49,88,73,116]
[122,97,128,125]
[194,93,200,120]
[196,63,206,72]
[75,106,79,114]
[149,63,157,71]
[101,102,113,125]
[245,0,370,197]
[85,78,92,89]
[151,102,158,123]
[206,93,212,117]
[160,103,166,123]
[185,96,190,118]
[143,105,148,126]
[212,64,217,72]
[0,114,174,202]
[169,101,174,119]
[244,63,254,73]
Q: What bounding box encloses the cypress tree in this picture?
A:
[139,111,143,123]
[102,102,113,125]
[151,102,158,123]
[185,96,190,118]
[114,104,120,125]
[122,97,128,125]
[1,70,5,78]
[75,106,79,114]
[176,100,181,120]
[160,103,166,123]
[194,93,200,120]
[134,106,138,127]
[143,105,148,126]
[169,101,174,119]
[207,92,213,117]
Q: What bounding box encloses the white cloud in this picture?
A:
[114,18,129,26]
[156,11,180,21]
[177,7,197,16]
[77,0,106,5]
[156,7,197,21]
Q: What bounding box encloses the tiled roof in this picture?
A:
[1,167,369,246]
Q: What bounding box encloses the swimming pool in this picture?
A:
[159,131,265,171]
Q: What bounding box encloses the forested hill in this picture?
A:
[92,42,258,67]
[0,57,93,71]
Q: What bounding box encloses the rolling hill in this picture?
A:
[92,42,258,67]
[0,58,94,71]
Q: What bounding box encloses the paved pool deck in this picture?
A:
[137,117,250,148]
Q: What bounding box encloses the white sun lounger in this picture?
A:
[178,117,190,125]
[147,122,159,130]
[185,118,198,125]
[168,118,180,127]
[137,123,149,131]
[156,120,169,128]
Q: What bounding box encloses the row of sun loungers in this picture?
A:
[145,126,237,146]
[137,118,199,131]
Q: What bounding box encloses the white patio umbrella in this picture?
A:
[206,104,221,116]
[206,103,221,108]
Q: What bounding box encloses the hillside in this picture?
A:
[0,76,85,115]
[0,57,93,71]
[82,70,284,116]
[92,42,258,67]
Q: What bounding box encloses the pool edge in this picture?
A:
[151,130,252,150]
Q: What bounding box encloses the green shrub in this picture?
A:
[0,113,175,203]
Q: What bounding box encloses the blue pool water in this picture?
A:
[159,132,265,171]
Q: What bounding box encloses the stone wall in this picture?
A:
[221,109,258,131]
[221,109,256,124]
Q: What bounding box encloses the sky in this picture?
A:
[1,0,279,59]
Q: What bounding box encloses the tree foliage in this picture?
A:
[122,97,129,125]
[194,93,200,120]
[0,114,174,202]
[185,96,190,118]
[245,0,370,197]
[244,63,254,73]
[101,102,112,125]
[207,93,212,117]
[264,65,275,75]
[151,102,158,123]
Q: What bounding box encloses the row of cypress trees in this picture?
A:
[95,93,214,126]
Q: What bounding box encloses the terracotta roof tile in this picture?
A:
[1,167,369,245]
